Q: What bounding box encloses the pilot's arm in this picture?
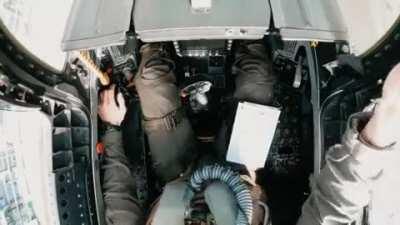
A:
[297,64,400,225]
[98,85,144,225]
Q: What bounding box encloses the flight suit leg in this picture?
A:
[215,41,277,159]
[101,129,144,225]
[134,43,197,182]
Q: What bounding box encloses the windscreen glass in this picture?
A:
[336,0,400,55]
[0,0,73,72]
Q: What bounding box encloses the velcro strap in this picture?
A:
[143,108,185,131]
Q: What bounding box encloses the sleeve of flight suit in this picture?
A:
[297,112,397,225]
[101,129,144,225]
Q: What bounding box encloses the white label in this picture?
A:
[191,0,212,10]
[227,102,281,170]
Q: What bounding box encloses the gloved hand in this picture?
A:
[98,84,127,126]
[362,63,400,148]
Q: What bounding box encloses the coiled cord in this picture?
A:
[189,165,253,225]
[78,50,110,86]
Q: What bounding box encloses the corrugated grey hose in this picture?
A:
[189,165,253,225]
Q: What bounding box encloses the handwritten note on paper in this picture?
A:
[227,102,281,170]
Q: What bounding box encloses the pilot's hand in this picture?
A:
[362,63,400,148]
[98,85,127,126]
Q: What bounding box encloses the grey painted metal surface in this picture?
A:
[134,0,271,42]
[270,0,347,41]
[62,0,134,51]
[61,0,398,55]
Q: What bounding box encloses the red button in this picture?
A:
[96,142,105,155]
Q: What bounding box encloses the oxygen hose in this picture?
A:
[189,165,253,225]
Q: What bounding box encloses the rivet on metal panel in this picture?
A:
[240,29,248,35]
[225,28,234,36]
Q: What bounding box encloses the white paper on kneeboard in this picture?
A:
[227,102,280,170]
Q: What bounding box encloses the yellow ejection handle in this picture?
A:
[78,50,110,86]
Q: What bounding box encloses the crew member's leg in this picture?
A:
[99,87,143,225]
[215,41,277,159]
[134,43,197,182]
[102,129,143,225]
[233,41,276,105]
